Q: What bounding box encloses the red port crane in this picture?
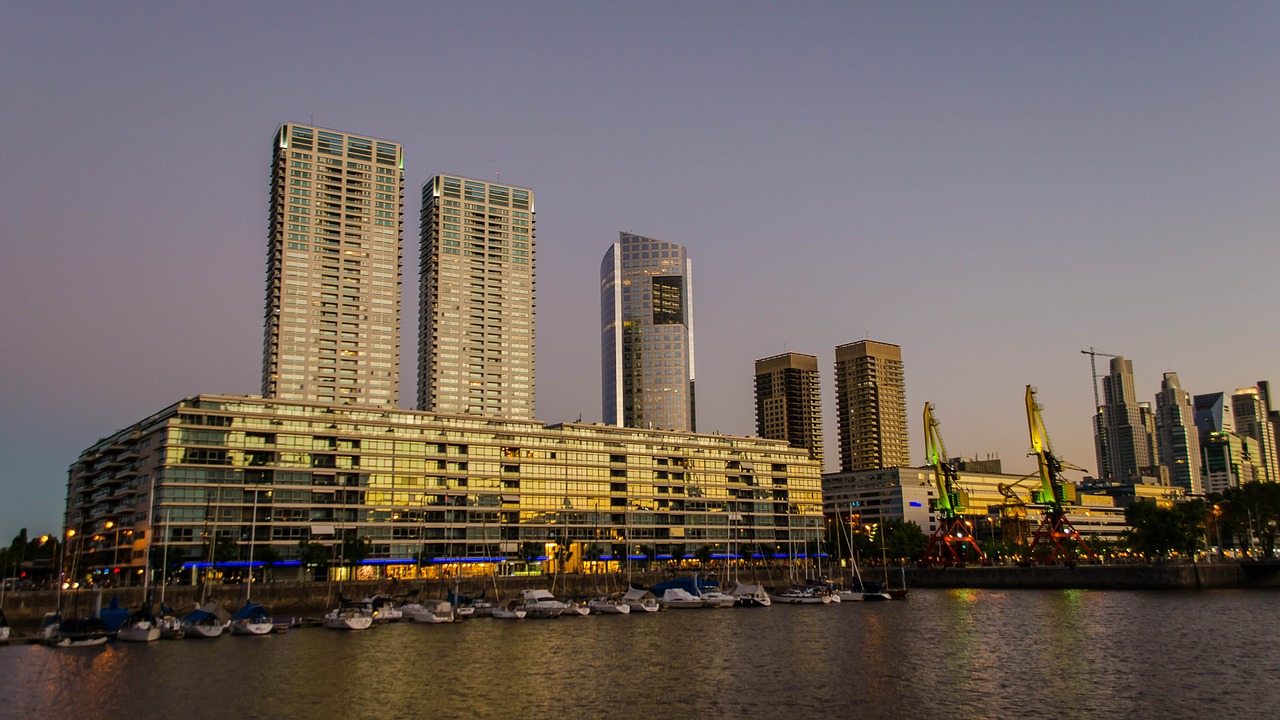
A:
[1025,385,1097,565]
[923,403,988,566]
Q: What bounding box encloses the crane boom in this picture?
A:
[922,402,986,566]
[1023,385,1097,565]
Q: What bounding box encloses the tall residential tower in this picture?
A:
[1097,357,1155,480]
[262,123,403,407]
[755,352,824,464]
[417,175,535,418]
[834,340,907,472]
[601,232,695,432]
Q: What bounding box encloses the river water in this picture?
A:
[2,589,1277,719]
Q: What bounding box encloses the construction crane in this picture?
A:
[1081,347,1120,478]
[1025,385,1097,565]
[996,475,1034,549]
[923,403,987,566]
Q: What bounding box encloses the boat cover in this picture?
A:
[232,603,271,621]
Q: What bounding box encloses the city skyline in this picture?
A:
[4,3,1280,539]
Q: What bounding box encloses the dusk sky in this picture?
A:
[3,2,1278,541]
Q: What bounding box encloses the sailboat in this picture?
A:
[120,487,162,642]
[232,481,275,635]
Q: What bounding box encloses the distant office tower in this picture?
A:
[1155,372,1204,495]
[1232,384,1279,483]
[1096,357,1154,480]
[601,232,695,431]
[834,340,908,472]
[755,353,823,464]
[262,123,403,407]
[1196,392,1265,492]
[417,175,535,418]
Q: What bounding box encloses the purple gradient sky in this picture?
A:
[3,2,1278,541]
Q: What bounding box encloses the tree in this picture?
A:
[880,519,928,563]
[340,535,372,575]
[517,541,543,570]
[1124,500,1206,561]
[297,539,331,581]
[1218,483,1280,558]
[256,545,282,582]
[693,545,713,568]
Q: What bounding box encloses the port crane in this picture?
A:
[923,403,987,566]
[1025,385,1097,565]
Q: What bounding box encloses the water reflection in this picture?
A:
[2,590,1278,719]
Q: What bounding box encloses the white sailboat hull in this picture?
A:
[117,623,161,643]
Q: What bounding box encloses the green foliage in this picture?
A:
[340,535,372,567]
[1211,483,1280,557]
[297,538,331,567]
[883,518,928,563]
[1124,500,1206,561]
[693,545,713,567]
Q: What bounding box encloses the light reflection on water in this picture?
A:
[2,589,1277,719]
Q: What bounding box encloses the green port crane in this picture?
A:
[923,402,987,566]
[1025,385,1097,565]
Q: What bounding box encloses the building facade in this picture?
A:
[601,232,695,432]
[1155,372,1204,495]
[754,352,823,464]
[833,340,908,472]
[417,175,535,419]
[65,395,822,578]
[262,123,404,407]
[1097,357,1154,480]
[1232,385,1279,483]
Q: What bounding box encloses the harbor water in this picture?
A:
[2,589,1277,719]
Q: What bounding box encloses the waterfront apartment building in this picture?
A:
[833,340,908,472]
[1155,372,1204,495]
[601,232,695,432]
[262,123,404,407]
[417,176,535,419]
[754,352,823,464]
[64,395,821,578]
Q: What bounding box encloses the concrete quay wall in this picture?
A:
[905,562,1247,590]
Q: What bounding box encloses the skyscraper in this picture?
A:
[262,123,403,407]
[1096,357,1154,480]
[834,340,907,472]
[755,352,823,464]
[1232,384,1279,483]
[1155,372,1203,495]
[417,175,535,418]
[601,232,695,432]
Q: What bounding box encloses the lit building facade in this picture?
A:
[601,232,695,432]
[417,175,535,419]
[65,395,822,578]
[1232,385,1279,483]
[1155,372,1203,495]
[754,352,823,464]
[833,340,907,472]
[262,123,404,407]
[822,467,1135,544]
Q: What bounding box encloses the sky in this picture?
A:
[2,1,1278,542]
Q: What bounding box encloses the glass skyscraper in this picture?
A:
[601,232,695,431]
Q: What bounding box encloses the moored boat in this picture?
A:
[769,586,834,604]
[520,589,567,618]
[117,607,162,643]
[181,603,229,638]
[324,600,374,631]
[621,587,661,613]
[491,597,527,620]
[39,614,111,647]
[729,583,772,607]
[658,588,705,609]
[230,602,274,636]
[587,595,632,615]
[411,599,456,624]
